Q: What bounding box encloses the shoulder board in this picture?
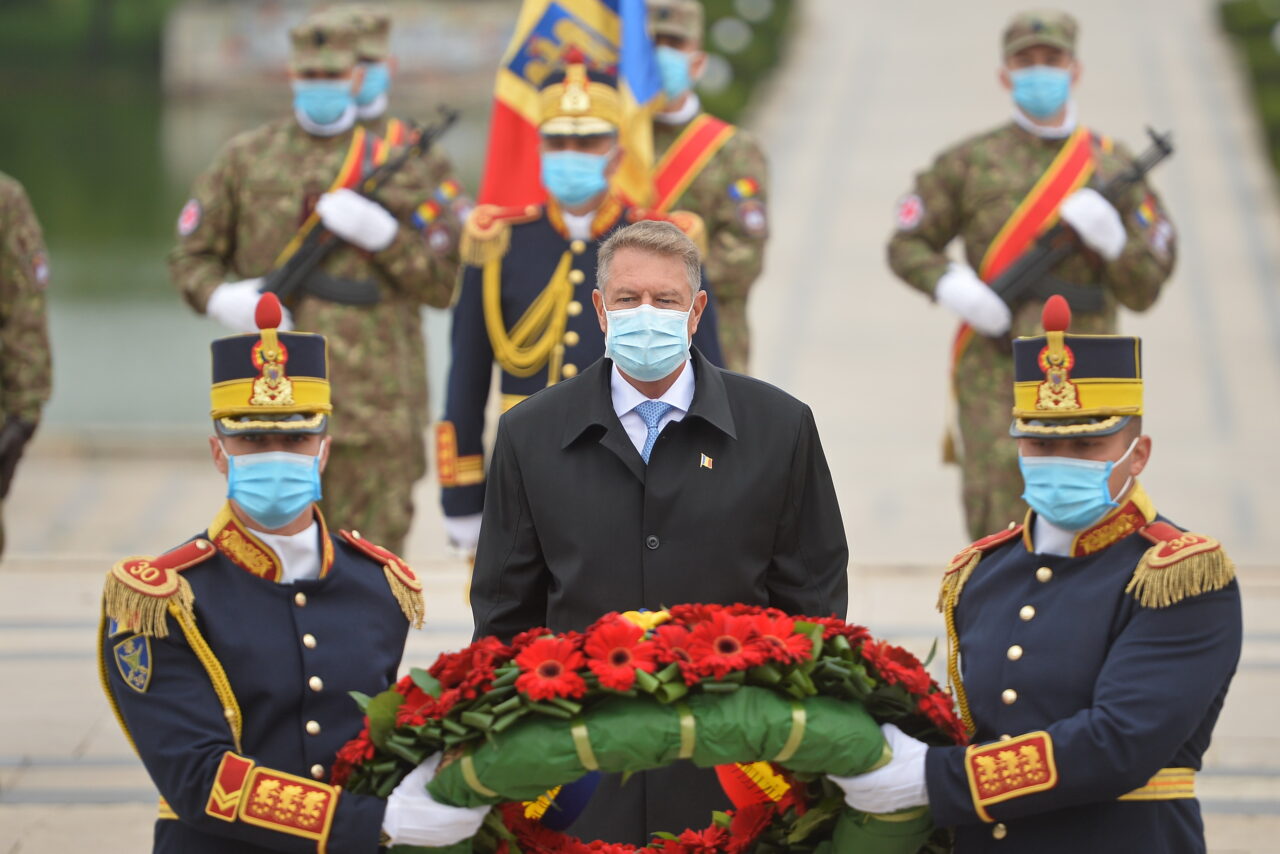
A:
[938,524,1023,612]
[340,530,424,628]
[461,203,542,267]
[1126,521,1235,608]
[628,208,707,257]
[104,538,213,638]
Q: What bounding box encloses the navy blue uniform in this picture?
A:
[926,487,1241,853]
[99,508,419,853]
[438,198,724,517]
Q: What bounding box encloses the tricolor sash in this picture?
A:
[272,126,375,269]
[950,125,1099,373]
[652,114,737,213]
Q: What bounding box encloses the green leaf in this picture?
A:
[748,664,784,685]
[923,637,939,668]
[366,688,406,750]
[527,701,574,719]
[491,695,523,716]
[492,709,526,733]
[655,662,681,683]
[491,666,520,688]
[654,681,689,703]
[409,667,442,698]
[634,668,661,693]
[460,710,495,730]
[349,690,373,713]
[712,810,732,828]
[785,797,843,843]
[702,681,741,693]
[547,696,583,714]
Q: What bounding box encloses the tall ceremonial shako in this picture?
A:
[1010,294,1142,438]
[209,293,332,435]
[538,52,623,137]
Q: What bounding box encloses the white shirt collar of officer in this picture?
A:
[1032,514,1075,557]
[562,209,597,241]
[256,520,322,584]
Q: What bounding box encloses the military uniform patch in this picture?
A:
[737,200,768,238]
[896,193,924,231]
[114,634,152,693]
[30,251,49,288]
[178,199,202,236]
[427,224,453,254]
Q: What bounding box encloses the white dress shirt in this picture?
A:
[256,520,322,584]
[611,359,695,454]
[562,209,596,241]
[1031,515,1075,557]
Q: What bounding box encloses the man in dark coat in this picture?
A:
[469,220,849,845]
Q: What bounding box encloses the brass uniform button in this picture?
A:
[570,239,586,255]
[1007,521,1017,530]
[566,300,583,316]
[350,530,361,540]
[306,720,321,735]
[1007,645,1023,661]
[302,633,317,649]
[561,363,578,378]
[311,764,325,780]
[1036,566,1053,583]
[309,676,324,692]
[294,591,307,607]
[563,330,580,347]
[568,269,585,284]
[1001,689,1018,705]
[195,539,209,550]
[1000,733,1012,741]
[1019,605,1036,621]
[993,823,1008,840]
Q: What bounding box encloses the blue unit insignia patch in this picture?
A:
[114,635,152,694]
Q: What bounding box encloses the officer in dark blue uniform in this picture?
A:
[437,59,723,552]
[98,294,488,853]
[830,296,1242,852]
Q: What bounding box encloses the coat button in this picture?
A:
[567,300,583,316]
[309,676,324,692]
[311,764,325,780]
[563,330,580,347]
[302,633,317,649]
[294,591,307,607]
[1007,645,1023,661]
[570,239,586,255]
[195,539,209,550]
[1036,566,1053,583]
[645,535,660,550]
[1019,605,1036,621]
[561,363,578,378]
[993,823,1008,840]
[568,269,585,284]
[1001,689,1018,705]
[306,720,321,735]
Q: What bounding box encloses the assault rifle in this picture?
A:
[989,127,1174,311]
[261,106,460,307]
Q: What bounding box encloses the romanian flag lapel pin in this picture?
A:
[699,454,714,470]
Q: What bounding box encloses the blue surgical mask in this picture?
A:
[1010,66,1071,119]
[655,45,693,100]
[541,150,611,206]
[292,79,354,126]
[1019,437,1138,531]
[223,442,324,530]
[356,62,390,106]
[605,303,691,382]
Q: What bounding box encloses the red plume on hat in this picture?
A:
[255,292,284,330]
[1042,294,1071,333]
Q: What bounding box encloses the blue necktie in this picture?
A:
[635,400,674,463]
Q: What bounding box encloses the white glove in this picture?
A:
[445,514,484,555]
[1059,187,1126,261]
[382,753,491,847]
[316,187,399,252]
[828,723,930,814]
[934,263,1011,336]
[205,279,294,332]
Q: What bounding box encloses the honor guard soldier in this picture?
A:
[887,10,1176,539]
[0,171,52,557]
[437,59,724,552]
[98,294,489,853]
[831,296,1241,853]
[170,12,465,554]
[647,0,768,373]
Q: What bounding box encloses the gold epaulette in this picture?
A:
[103,538,215,638]
[628,208,708,258]
[460,203,542,267]
[1125,521,1235,608]
[340,530,425,628]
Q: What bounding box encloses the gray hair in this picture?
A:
[596,220,702,297]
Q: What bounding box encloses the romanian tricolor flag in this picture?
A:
[478,0,663,206]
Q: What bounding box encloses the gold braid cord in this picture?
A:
[484,250,575,380]
[170,600,245,753]
[938,550,980,735]
[97,613,142,757]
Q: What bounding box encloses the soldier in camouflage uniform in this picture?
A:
[170,14,464,554]
[0,171,52,558]
[647,0,768,373]
[887,10,1175,539]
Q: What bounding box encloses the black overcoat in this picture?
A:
[470,347,849,845]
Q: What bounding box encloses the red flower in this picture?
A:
[861,640,932,695]
[329,725,375,786]
[918,692,969,745]
[727,805,776,852]
[429,636,510,699]
[676,825,730,852]
[584,616,658,691]
[725,603,787,619]
[510,626,553,653]
[812,616,871,646]
[751,615,812,664]
[686,613,766,680]
[515,636,587,701]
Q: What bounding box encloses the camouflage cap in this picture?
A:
[1002,9,1078,59]
[289,13,358,75]
[648,0,704,43]
[323,4,392,62]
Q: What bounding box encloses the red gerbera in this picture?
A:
[686,612,766,680]
[515,636,587,700]
[918,691,969,745]
[677,824,730,853]
[584,616,658,691]
[751,615,813,664]
[653,624,695,666]
[329,725,375,786]
[860,640,933,695]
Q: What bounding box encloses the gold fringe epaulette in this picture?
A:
[629,208,708,258]
[461,204,541,267]
[103,538,215,638]
[1125,522,1235,608]
[340,530,425,628]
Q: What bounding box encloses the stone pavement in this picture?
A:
[4,0,1280,851]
